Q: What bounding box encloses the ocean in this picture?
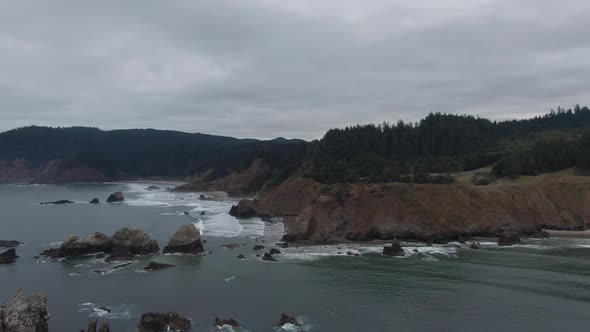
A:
[1,182,590,331]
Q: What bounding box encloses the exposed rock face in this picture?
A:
[40,200,73,205]
[0,290,49,332]
[89,198,100,204]
[262,252,277,261]
[214,317,240,328]
[138,312,191,332]
[0,248,19,264]
[109,228,160,260]
[0,240,21,248]
[229,200,259,218]
[383,239,405,257]
[236,173,590,243]
[106,192,124,203]
[162,224,204,255]
[144,262,175,271]
[40,229,159,260]
[86,319,110,332]
[498,232,522,246]
[277,313,299,327]
[41,232,113,258]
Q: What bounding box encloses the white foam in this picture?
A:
[224,276,236,282]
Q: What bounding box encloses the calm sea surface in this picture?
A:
[1,183,590,331]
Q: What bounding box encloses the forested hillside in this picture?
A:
[306,105,590,183]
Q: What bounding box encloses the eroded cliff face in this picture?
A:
[232,171,590,242]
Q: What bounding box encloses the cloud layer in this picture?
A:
[1,0,589,139]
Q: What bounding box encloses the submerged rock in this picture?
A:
[277,313,299,327]
[144,262,175,271]
[262,252,277,261]
[269,248,281,255]
[41,199,73,205]
[0,248,18,264]
[0,289,49,331]
[278,242,289,249]
[146,186,160,191]
[162,224,204,255]
[469,242,480,249]
[0,240,21,248]
[214,317,240,328]
[498,232,522,246]
[221,243,241,249]
[383,239,405,257]
[237,254,245,259]
[138,312,191,332]
[106,191,124,203]
[253,245,265,251]
[89,198,100,204]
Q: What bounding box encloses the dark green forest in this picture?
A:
[1,105,589,185]
[307,105,590,183]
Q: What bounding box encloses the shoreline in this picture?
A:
[544,229,590,239]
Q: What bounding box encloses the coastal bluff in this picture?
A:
[230,171,590,243]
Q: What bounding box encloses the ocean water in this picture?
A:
[1,182,590,331]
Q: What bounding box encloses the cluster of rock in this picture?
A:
[0,290,49,332]
[39,224,204,262]
[39,191,124,205]
[382,239,405,257]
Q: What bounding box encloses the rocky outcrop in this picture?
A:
[214,317,240,328]
[40,200,73,205]
[229,200,259,218]
[0,248,19,264]
[108,228,160,260]
[85,319,110,332]
[383,239,405,257]
[106,192,124,203]
[138,312,191,332]
[498,232,522,246]
[144,262,175,271]
[277,313,299,327]
[262,252,277,261]
[0,290,49,331]
[89,198,100,204]
[0,240,21,248]
[40,228,159,260]
[237,173,590,243]
[162,224,204,255]
[269,248,281,255]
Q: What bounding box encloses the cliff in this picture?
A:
[231,170,590,242]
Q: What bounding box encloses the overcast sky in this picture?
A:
[1,1,589,139]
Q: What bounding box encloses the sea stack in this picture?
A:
[106,191,124,203]
[162,224,205,255]
[383,239,405,256]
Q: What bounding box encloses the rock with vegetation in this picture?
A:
[144,262,175,271]
[40,228,159,260]
[498,232,522,246]
[0,240,21,248]
[0,290,49,331]
[162,224,204,255]
[383,239,405,257]
[138,312,191,332]
[106,191,124,203]
[214,317,240,328]
[0,248,18,264]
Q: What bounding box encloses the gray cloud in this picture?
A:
[0,0,589,139]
